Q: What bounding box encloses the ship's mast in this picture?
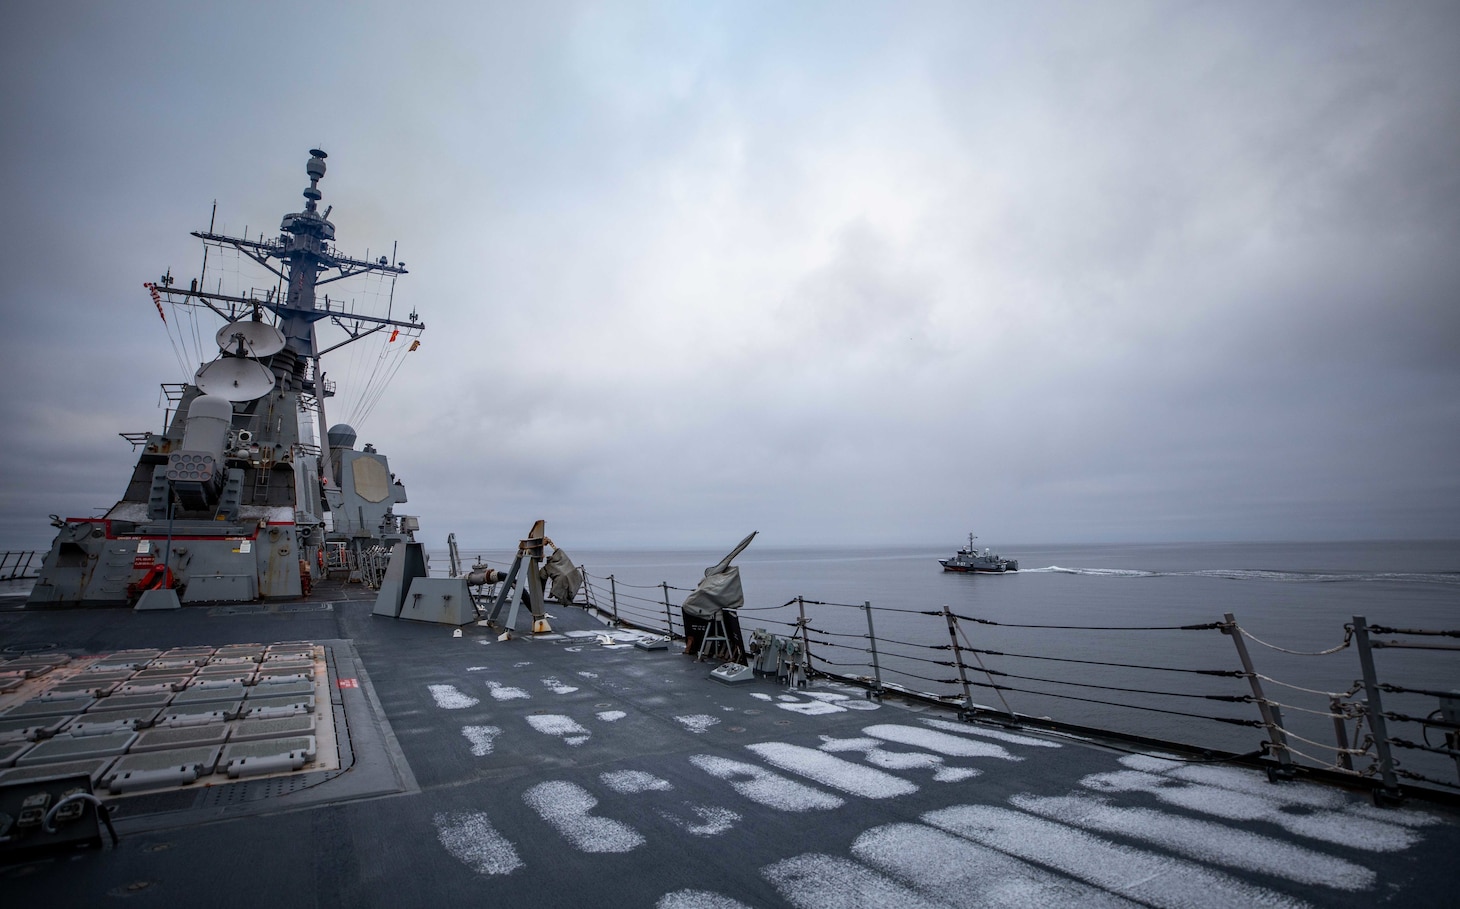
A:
[163,150,424,484]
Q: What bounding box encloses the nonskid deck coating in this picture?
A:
[0,586,1456,908]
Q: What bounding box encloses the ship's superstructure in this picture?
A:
[27,151,423,606]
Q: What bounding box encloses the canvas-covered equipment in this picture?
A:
[541,547,581,605]
[681,531,756,661]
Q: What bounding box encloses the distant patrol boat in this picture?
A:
[939,533,1019,572]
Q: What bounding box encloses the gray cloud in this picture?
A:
[2,1,1457,551]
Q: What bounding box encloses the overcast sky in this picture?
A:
[1,1,1457,551]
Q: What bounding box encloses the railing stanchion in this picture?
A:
[609,574,619,625]
[1352,616,1403,802]
[662,582,674,639]
[795,596,813,683]
[1330,695,1354,772]
[1222,612,1294,779]
[942,605,977,720]
[863,600,883,700]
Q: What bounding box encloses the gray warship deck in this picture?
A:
[1,582,1456,908]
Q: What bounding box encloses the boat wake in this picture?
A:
[1024,566,1460,586]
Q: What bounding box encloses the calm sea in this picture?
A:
[441,539,1459,782]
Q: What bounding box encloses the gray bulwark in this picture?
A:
[223,735,317,778]
[132,724,231,753]
[105,745,224,794]
[15,730,137,765]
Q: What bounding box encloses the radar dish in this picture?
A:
[195,357,276,401]
[215,320,286,358]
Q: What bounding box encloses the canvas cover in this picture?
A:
[680,531,757,620]
[541,547,581,605]
[680,532,756,662]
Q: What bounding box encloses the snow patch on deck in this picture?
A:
[523,781,644,853]
[433,811,523,876]
[428,684,479,710]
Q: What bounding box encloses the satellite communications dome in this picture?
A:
[327,424,358,450]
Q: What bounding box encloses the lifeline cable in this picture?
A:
[938,678,1264,728]
[1239,625,1352,656]
[978,667,1253,703]
[957,646,1245,677]
[938,610,1223,632]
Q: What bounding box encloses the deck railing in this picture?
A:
[1,550,41,581]
[568,566,1459,804]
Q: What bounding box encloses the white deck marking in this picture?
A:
[596,709,627,722]
[923,805,1310,908]
[921,717,1061,748]
[541,677,579,694]
[776,698,846,716]
[819,734,978,780]
[1125,756,1347,809]
[863,724,1021,761]
[655,890,756,909]
[486,680,530,700]
[1013,794,1377,890]
[1084,767,1421,852]
[527,714,591,746]
[852,822,1138,907]
[433,811,523,876]
[461,725,502,757]
[749,693,774,701]
[577,671,599,679]
[428,684,479,709]
[601,770,673,794]
[689,754,844,811]
[662,804,741,836]
[747,742,918,798]
[818,736,881,752]
[762,853,947,909]
[523,781,644,853]
[675,714,721,733]
[1132,756,1443,831]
